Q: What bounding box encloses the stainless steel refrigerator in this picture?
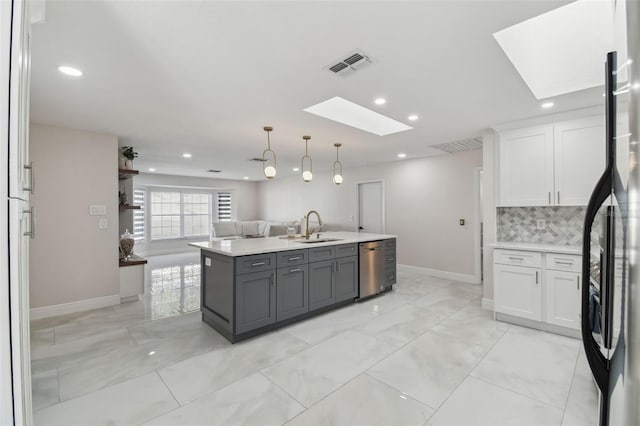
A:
[581,1,639,425]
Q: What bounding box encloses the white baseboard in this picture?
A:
[397,264,480,284]
[30,294,121,321]
[137,246,198,257]
[481,298,494,311]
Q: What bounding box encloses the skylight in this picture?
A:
[493,0,615,100]
[303,96,413,136]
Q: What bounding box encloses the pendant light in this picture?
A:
[262,126,276,179]
[301,135,313,182]
[333,143,343,185]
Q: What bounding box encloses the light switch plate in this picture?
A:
[459,219,465,226]
[536,219,546,230]
[90,205,107,215]
[99,218,108,229]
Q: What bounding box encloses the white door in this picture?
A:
[494,264,542,321]
[545,269,581,330]
[498,125,554,206]
[553,117,605,206]
[358,181,383,234]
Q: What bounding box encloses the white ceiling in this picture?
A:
[30,0,606,181]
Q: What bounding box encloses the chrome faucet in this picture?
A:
[304,210,323,239]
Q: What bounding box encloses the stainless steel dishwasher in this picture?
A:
[359,241,385,299]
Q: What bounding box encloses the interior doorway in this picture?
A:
[357,181,384,234]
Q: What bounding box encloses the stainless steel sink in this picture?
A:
[295,238,343,244]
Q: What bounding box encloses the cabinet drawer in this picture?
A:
[277,249,308,268]
[383,238,396,249]
[494,249,542,268]
[308,245,336,262]
[235,253,277,275]
[546,253,581,273]
[335,243,357,258]
[384,253,396,266]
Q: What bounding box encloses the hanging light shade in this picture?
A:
[262,126,276,179]
[301,135,313,182]
[333,143,343,185]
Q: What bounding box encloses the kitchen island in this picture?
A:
[190,231,396,342]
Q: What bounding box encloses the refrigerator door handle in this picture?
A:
[23,206,35,239]
[23,162,34,193]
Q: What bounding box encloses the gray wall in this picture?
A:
[258,149,483,280]
[29,124,119,308]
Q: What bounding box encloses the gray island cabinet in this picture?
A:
[192,232,396,343]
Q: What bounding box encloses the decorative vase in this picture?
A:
[125,159,133,169]
[119,229,135,260]
[119,157,126,169]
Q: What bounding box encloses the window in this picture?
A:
[217,192,232,221]
[183,193,210,237]
[133,189,145,241]
[150,190,211,240]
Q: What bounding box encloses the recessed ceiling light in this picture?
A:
[397,153,407,158]
[304,96,413,136]
[148,168,156,172]
[182,153,192,158]
[407,114,419,121]
[374,98,386,105]
[243,176,249,180]
[57,65,83,77]
[541,101,554,108]
[293,167,300,172]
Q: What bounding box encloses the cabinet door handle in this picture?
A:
[272,272,276,287]
[508,256,524,261]
[23,162,34,193]
[577,276,580,290]
[557,191,560,204]
[251,261,266,267]
[555,261,573,266]
[23,207,35,239]
[387,257,394,262]
[288,256,301,261]
[289,268,301,273]
[548,192,551,205]
[535,271,538,284]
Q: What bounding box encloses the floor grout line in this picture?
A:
[558,348,582,425]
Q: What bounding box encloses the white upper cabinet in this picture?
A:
[553,117,605,206]
[498,116,605,207]
[498,125,554,206]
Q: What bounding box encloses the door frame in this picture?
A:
[354,179,386,234]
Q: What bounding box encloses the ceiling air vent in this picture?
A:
[431,137,483,154]
[325,49,372,77]
[207,169,222,173]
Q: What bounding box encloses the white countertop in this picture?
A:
[190,231,396,257]
[490,242,582,255]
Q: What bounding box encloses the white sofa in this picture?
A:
[211,220,298,240]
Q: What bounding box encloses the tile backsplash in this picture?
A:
[497,206,587,246]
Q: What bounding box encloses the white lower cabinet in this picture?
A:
[494,249,582,334]
[494,264,542,321]
[545,269,581,329]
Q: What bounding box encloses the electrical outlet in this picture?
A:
[536,219,546,230]
[99,218,108,229]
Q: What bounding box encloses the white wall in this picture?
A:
[481,130,497,305]
[134,173,259,255]
[258,150,483,280]
[29,124,119,309]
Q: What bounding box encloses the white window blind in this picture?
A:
[133,189,145,241]
[217,192,232,221]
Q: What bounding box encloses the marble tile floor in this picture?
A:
[31,254,598,425]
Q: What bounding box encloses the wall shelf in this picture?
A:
[119,204,141,211]
[118,168,139,180]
